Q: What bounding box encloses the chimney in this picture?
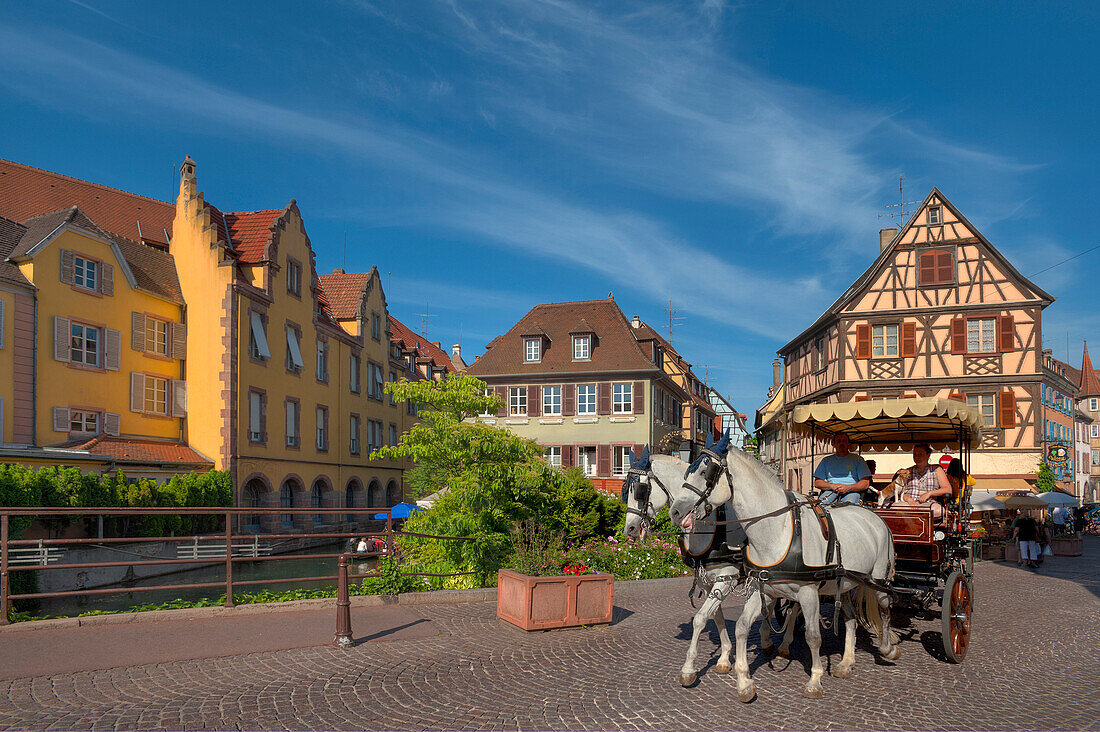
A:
[631,315,640,328]
[452,344,461,359]
[333,267,345,274]
[432,341,441,349]
[880,228,897,252]
[772,358,782,388]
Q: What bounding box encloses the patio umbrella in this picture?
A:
[373,502,423,520]
[997,494,1047,509]
[1039,492,1080,508]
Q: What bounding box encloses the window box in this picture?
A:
[496,569,613,631]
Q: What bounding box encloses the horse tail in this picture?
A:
[857,586,884,640]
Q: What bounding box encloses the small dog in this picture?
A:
[877,467,911,507]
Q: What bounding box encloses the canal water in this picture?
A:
[30,542,378,618]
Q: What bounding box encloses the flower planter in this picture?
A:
[1004,543,1019,562]
[496,569,613,631]
[1051,536,1083,556]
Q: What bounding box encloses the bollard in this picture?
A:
[334,553,353,648]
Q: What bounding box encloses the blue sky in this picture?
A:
[2,1,1098,415]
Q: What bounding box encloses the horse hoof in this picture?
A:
[737,685,756,703]
[776,647,790,659]
[679,673,697,687]
[884,646,901,661]
[716,661,732,674]
[802,686,825,699]
[831,665,853,679]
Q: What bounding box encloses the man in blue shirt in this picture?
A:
[813,433,871,505]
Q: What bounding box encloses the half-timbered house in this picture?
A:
[768,188,1058,490]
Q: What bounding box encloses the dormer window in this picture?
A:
[524,338,541,363]
[928,206,943,225]
[573,335,591,361]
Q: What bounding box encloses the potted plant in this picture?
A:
[496,523,613,631]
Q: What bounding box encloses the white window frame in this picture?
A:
[965,393,996,428]
[480,388,494,417]
[350,354,361,393]
[928,206,943,225]
[316,340,328,382]
[543,385,562,416]
[509,386,527,416]
[144,375,168,415]
[578,446,597,476]
[612,383,632,414]
[286,327,305,371]
[249,311,271,359]
[286,259,302,297]
[1091,398,1099,412]
[545,446,561,468]
[249,391,263,442]
[316,406,328,450]
[966,318,996,354]
[285,400,299,447]
[73,255,98,291]
[1093,449,1099,466]
[350,414,361,454]
[612,446,631,477]
[573,335,591,361]
[576,384,597,415]
[871,324,898,358]
[1091,424,1099,439]
[144,317,168,356]
[70,410,100,435]
[70,323,100,366]
[524,338,541,363]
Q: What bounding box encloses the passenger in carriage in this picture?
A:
[813,433,871,505]
[895,443,954,519]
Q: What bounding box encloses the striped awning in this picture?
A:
[791,398,983,451]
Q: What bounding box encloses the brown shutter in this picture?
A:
[60,250,74,284]
[52,407,69,432]
[104,328,121,370]
[597,444,611,477]
[633,381,644,414]
[54,316,70,362]
[562,384,575,416]
[900,322,917,358]
[100,262,114,296]
[997,314,1015,353]
[949,393,966,402]
[130,372,145,412]
[561,444,574,468]
[104,412,121,436]
[950,318,966,354]
[999,391,1016,429]
[171,380,187,417]
[528,386,540,417]
[918,252,933,285]
[936,251,954,283]
[855,324,871,359]
[597,382,611,415]
[495,386,507,417]
[131,312,145,351]
[171,322,187,360]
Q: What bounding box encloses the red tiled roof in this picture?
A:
[56,435,213,466]
[317,271,372,319]
[466,298,660,376]
[1080,344,1100,398]
[224,209,284,263]
[0,158,173,244]
[389,315,455,374]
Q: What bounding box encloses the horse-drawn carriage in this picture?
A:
[791,397,981,663]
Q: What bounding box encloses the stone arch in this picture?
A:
[239,473,271,532]
[345,478,363,523]
[367,479,383,508]
[310,475,331,524]
[385,479,399,507]
[280,475,303,528]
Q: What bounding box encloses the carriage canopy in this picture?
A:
[790,397,983,452]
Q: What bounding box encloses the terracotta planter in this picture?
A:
[1004,543,1019,562]
[496,569,613,631]
[1051,536,1083,556]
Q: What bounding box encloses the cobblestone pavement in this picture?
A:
[2,542,1099,731]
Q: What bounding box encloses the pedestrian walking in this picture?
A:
[1012,510,1041,569]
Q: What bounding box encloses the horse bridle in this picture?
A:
[623,466,675,531]
[679,447,729,519]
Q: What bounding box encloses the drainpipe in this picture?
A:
[31,295,37,446]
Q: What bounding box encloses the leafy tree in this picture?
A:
[1035,461,1057,493]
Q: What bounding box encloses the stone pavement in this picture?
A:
[1,540,1099,731]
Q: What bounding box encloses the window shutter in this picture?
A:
[936,251,954,283]
[529,386,540,417]
[918,252,934,285]
[561,445,574,468]
[597,382,611,415]
[855,324,871,360]
[997,314,1015,353]
[562,384,575,416]
[100,262,114,296]
[948,393,965,402]
[52,407,69,432]
[171,322,187,360]
[54,316,71,362]
[900,322,917,358]
[60,250,74,284]
[999,391,1016,429]
[950,318,966,355]
[131,312,145,351]
[597,444,611,477]
[104,328,121,370]
[633,381,644,414]
[130,373,145,412]
[104,412,121,436]
[495,386,507,417]
[171,380,187,417]
[0,299,4,349]
[853,395,871,402]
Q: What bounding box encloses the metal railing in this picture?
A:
[0,506,400,625]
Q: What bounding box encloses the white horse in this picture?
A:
[622,447,800,686]
[668,441,898,701]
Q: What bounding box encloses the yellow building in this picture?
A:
[0,156,453,523]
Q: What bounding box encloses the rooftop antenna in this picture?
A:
[879,174,922,222]
[343,231,347,271]
[413,301,437,338]
[664,298,685,346]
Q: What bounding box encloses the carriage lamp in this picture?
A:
[933,530,946,541]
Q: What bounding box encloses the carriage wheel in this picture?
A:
[940,571,972,663]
